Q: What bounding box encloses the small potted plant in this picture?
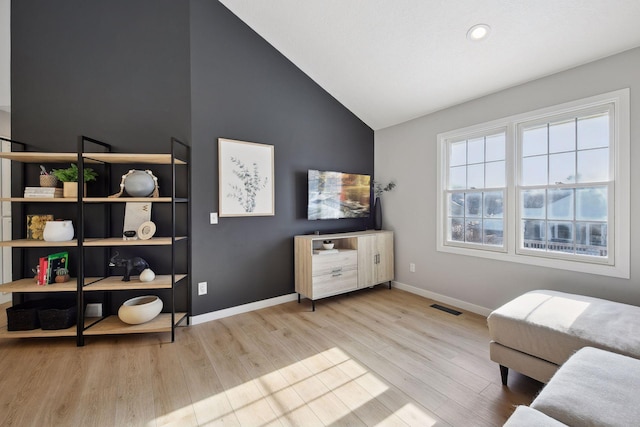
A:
[51,164,98,198]
[54,267,70,283]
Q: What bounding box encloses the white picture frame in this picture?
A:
[218,138,274,217]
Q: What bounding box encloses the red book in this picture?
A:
[37,257,48,286]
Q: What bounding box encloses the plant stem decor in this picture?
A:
[227,157,268,213]
[373,180,396,198]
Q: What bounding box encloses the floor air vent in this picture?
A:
[431,304,462,316]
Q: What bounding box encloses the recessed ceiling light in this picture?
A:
[467,24,491,41]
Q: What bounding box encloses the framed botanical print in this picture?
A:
[218,138,274,217]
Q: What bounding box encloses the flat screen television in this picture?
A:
[307,169,371,220]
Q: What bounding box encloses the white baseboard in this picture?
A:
[392,281,493,317]
[190,283,493,326]
[190,293,299,325]
[0,292,10,304]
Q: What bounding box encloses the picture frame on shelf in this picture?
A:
[26,214,54,240]
[123,202,152,240]
[218,138,274,217]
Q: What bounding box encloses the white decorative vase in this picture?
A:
[139,268,155,282]
[124,170,156,197]
[118,295,163,325]
[43,220,75,242]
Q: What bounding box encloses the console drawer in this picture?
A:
[312,250,357,276]
[312,269,358,298]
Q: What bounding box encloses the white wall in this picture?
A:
[375,47,640,313]
[0,0,9,111]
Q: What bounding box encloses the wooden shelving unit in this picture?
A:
[0,136,190,345]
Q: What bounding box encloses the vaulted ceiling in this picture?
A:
[219,0,640,130]
[3,2,640,126]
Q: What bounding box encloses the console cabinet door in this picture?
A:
[375,232,394,283]
[357,232,394,287]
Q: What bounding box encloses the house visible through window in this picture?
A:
[518,109,611,260]
[436,89,630,278]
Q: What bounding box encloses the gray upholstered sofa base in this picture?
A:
[487,289,640,385]
[504,347,640,426]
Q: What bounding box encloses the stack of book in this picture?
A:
[24,186,63,198]
[37,251,69,285]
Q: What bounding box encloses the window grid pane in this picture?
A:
[519,108,611,259]
[520,188,608,257]
[447,190,504,248]
[446,130,506,249]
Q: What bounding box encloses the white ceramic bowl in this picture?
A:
[323,243,335,250]
[118,295,163,325]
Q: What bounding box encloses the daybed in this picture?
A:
[487,289,640,384]
[504,346,640,426]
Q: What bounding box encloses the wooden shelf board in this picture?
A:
[0,152,91,163]
[83,274,185,291]
[83,313,181,335]
[83,236,187,246]
[82,197,173,203]
[0,324,77,338]
[0,236,188,248]
[0,275,186,292]
[83,153,186,165]
[0,197,77,202]
[0,152,186,165]
[0,278,79,292]
[0,313,187,339]
[1,197,187,203]
[0,239,78,248]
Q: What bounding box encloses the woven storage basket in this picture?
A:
[39,175,58,187]
[38,301,77,330]
[6,300,45,331]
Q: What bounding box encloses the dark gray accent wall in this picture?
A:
[11,0,374,317]
[190,1,373,315]
[11,0,190,151]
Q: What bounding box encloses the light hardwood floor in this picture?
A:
[0,287,542,426]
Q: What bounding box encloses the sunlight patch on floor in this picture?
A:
[152,347,439,426]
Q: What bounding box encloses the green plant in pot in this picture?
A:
[54,267,70,283]
[51,164,98,198]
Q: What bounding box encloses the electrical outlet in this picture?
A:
[210,212,218,224]
[198,281,208,295]
[409,263,416,273]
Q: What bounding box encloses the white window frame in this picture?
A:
[436,89,630,279]
[442,127,509,253]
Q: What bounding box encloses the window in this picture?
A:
[437,89,630,278]
[518,108,611,261]
[446,130,506,250]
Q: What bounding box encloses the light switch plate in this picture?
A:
[198,281,207,295]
